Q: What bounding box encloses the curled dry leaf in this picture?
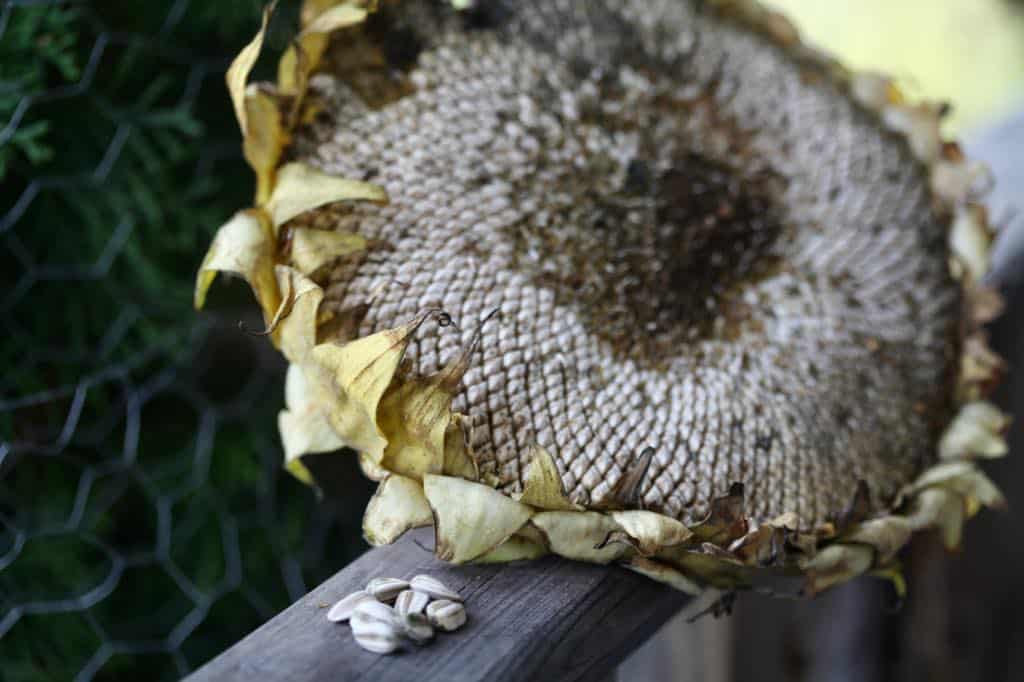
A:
[423,475,533,563]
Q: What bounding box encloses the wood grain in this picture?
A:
[187,528,691,682]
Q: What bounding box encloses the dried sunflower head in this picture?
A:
[196,0,1010,597]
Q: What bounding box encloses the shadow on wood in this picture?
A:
[188,528,691,682]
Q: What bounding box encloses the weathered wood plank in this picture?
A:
[188,528,691,682]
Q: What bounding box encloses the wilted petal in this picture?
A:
[278,363,344,484]
[363,474,433,546]
[290,228,368,275]
[243,84,288,204]
[939,401,1010,460]
[194,209,279,324]
[442,414,478,480]
[273,266,324,364]
[843,516,912,563]
[625,556,703,595]
[800,544,873,596]
[515,447,579,511]
[910,461,1006,514]
[473,534,549,563]
[278,3,370,95]
[905,487,966,550]
[531,511,628,564]
[949,204,992,283]
[423,475,533,563]
[609,510,693,555]
[265,162,387,230]
[309,312,429,461]
[226,3,275,136]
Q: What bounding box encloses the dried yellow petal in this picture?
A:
[243,84,287,205]
[514,447,579,511]
[801,544,873,596]
[194,209,279,325]
[309,313,428,461]
[226,2,275,137]
[609,510,693,555]
[531,511,627,564]
[279,3,370,95]
[265,162,387,230]
[910,461,1005,514]
[843,516,912,563]
[423,475,533,563]
[949,204,992,282]
[273,266,324,363]
[473,534,549,563]
[625,557,703,596]
[278,363,344,484]
[939,401,1010,460]
[363,474,433,546]
[905,487,966,550]
[290,228,368,275]
[441,414,478,480]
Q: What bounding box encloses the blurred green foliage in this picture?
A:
[0,2,372,679]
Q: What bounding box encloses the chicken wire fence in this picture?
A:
[0,1,374,679]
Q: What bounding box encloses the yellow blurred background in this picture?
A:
[766,0,1024,132]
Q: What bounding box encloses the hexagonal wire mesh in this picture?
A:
[0,1,374,679]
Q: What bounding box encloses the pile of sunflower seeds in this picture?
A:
[327,574,467,654]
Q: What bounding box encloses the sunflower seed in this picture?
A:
[395,589,430,617]
[351,617,403,654]
[409,574,462,602]
[425,599,467,632]
[366,577,410,603]
[326,590,374,623]
[397,611,435,645]
[351,599,398,628]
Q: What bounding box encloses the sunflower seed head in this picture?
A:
[397,611,435,645]
[366,577,410,603]
[351,617,403,654]
[410,574,462,602]
[395,589,430,617]
[425,599,467,632]
[327,590,374,623]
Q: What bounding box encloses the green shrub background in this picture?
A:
[0,2,372,679]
